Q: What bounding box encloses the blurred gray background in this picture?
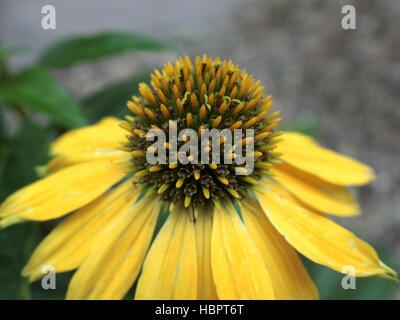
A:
[1,0,399,297]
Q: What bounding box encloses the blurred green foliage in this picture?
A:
[280,117,323,139]
[38,31,172,68]
[0,67,87,128]
[83,73,149,122]
[0,31,397,300]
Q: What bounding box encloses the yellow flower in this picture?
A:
[0,55,397,300]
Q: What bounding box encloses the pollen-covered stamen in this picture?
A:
[120,55,282,208]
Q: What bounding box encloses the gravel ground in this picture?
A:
[1,0,399,298]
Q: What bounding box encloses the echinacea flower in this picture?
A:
[0,55,397,300]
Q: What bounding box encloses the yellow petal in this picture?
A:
[22,179,138,281]
[67,194,160,300]
[45,149,127,174]
[240,197,318,299]
[276,132,376,185]
[254,187,397,279]
[195,208,218,299]
[135,207,198,300]
[0,160,127,224]
[43,117,127,174]
[51,117,125,156]
[271,163,360,216]
[211,201,275,299]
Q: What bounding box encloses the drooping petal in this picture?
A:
[240,197,318,300]
[254,187,397,280]
[45,149,127,174]
[0,160,128,225]
[42,117,128,174]
[195,208,218,300]
[22,178,138,281]
[67,193,160,300]
[135,207,198,300]
[51,117,125,156]
[271,163,360,216]
[211,201,275,299]
[276,132,376,186]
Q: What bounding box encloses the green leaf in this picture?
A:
[0,145,10,187]
[302,249,398,299]
[0,66,87,129]
[0,42,28,79]
[0,222,41,299]
[0,120,51,199]
[280,117,323,139]
[39,31,172,68]
[0,120,51,299]
[0,107,9,186]
[0,45,28,62]
[83,72,150,122]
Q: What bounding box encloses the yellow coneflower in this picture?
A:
[0,55,397,300]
